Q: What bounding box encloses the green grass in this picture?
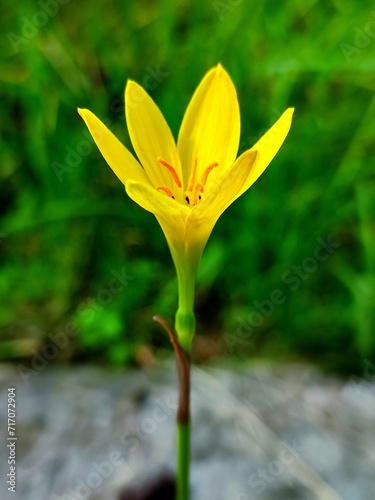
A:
[1,0,374,373]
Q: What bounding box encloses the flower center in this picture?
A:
[156,157,218,206]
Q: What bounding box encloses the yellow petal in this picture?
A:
[125,81,183,199]
[125,180,189,218]
[177,65,240,186]
[125,180,190,263]
[186,150,258,252]
[125,179,189,238]
[237,108,294,197]
[78,108,150,186]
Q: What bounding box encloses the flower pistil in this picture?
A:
[156,156,219,207]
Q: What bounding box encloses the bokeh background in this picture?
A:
[1,0,375,375]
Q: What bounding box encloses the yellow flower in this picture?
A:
[78,65,293,350]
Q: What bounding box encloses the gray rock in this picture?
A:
[0,362,374,499]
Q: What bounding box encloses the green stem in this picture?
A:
[175,265,195,500]
[156,250,199,500]
[177,419,190,500]
[153,315,192,500]
[176,330,191,500]
[174,260,197,353]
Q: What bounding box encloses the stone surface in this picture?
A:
[0,361,374,500]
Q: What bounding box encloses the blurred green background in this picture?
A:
[1,0,374,374]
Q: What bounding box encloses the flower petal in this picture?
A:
[78,108,150,186]
[186,150,258,252]
[237,108,294,197]
[125,179,191,264]
[177,65,240,186]
[125,81,183,199]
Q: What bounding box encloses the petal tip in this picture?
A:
[77,108,90,121]
[213,62,228,77]
[207,63,228,81]
[125,80,147,109]
[286,107,295,116]
[126,79,135,87]
[125,79,139,94]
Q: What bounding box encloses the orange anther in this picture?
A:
[157,158,182,188]
[156,186,175,199]
[201,162,219,186]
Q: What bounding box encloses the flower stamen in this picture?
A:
[201,162,219,186]
[186,156,198,192]
[157,158,182,188]
[157,186,175,199]
[184,160,219,206]
[192,183,204,206]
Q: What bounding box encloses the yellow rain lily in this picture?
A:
[78,65,293,351]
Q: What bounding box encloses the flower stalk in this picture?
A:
[154,315,192,500]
